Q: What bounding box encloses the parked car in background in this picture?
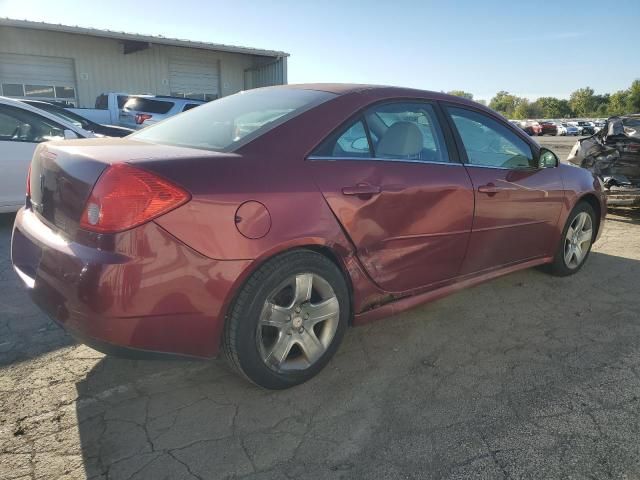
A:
[594,120,606,133]
[555,122,568,136]
[11,84,606,389]
[562,123,580,136]
[576,121,595,136]
[22,100,134,137]
[0,96,93,213]
[568,115,640,206]
[66,92,130,125]
[540,121,558,136]
[519,120,542,136]
[119,95,206,129]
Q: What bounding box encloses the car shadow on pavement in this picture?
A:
[0,213,75,366]
[72,250,640,480]
[607,208,640,226]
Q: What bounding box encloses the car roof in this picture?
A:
[260,83,495,111]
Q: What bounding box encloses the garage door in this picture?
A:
[0,53,77,106]
[169,56,219,101]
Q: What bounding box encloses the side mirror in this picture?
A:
[63,129,78,140]
[538,148,558,168]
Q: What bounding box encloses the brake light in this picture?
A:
[26,165,31,198]
[80,163,190,233]
[135,113,153,125]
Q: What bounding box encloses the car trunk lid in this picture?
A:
[28,138,226,236]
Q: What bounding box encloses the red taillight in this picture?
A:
[26,165,31,197]
[135,113,153,125]
[80,163,190,233]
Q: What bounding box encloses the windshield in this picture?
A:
[131,88,336,152]
[26,102,94,130]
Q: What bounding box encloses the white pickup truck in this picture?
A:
[66,92,130,125]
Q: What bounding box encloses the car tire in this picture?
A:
[547,201,596,277]
[222,249,349,389]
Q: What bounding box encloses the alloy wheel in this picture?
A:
[564,212,593,269]
[256,273,340,371]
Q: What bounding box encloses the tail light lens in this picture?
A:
[135,113,153,125]
[80,163,190,233]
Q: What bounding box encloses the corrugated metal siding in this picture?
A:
[0,53,75,85]
[0,26,282,107]
[168,54,219,97]
[244,57,287,89]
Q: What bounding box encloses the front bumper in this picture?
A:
[11,208,252,358]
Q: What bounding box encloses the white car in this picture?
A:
[0,96,93,213]
[555,122,568,136]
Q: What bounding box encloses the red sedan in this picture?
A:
[12,85,606,389]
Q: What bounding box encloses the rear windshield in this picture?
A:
[124,97,174,114]
[131,88,336,152]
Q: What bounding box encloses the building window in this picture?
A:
[171,92,217,102]
[2,84,24,97]
[54,86,75,99]
[1,83,76,106]
[24,85,55,98]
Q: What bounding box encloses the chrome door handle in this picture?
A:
[478,184,500,194]
[342,184,381,196]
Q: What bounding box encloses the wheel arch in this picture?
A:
[577,192,603,237]
[218,242,357,351]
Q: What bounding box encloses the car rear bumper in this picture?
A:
[11,208,252,358]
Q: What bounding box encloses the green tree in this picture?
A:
[609,90,629,116]
[627,80,640,113]
[489,91,525,118]
[447,90,474,100]
[569,87,596,117]
[532,97,571,118]
[557,100,572,118]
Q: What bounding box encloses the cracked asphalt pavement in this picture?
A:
[2,137,640,479]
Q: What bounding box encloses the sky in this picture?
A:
[1,0,639,102]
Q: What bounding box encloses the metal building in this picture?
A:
[0,18,288,107]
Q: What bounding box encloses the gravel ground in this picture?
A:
[2,137,640,479]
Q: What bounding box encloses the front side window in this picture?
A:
[447,106,534,169]
[132,88,336,152]
[0,105,65,143]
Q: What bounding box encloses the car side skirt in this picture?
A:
[353,256,553,325]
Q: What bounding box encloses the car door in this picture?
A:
[443,104,564,275]
[308,101,474,293]
[0,104,66,210]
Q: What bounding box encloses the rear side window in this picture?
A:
[124,98,173,114]
[312,119,371,158]
[131,88,336,152]
[447,106,534,169]
[182,103,200,112]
